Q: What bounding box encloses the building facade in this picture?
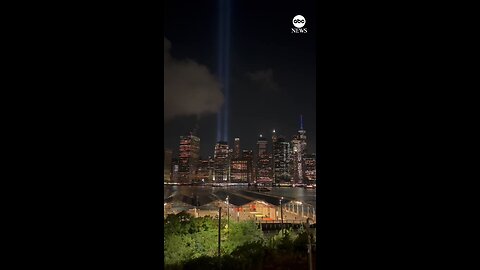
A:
[178,134,200,184]
[164,149,173,182]
[233,137,241,159]
[291,116,307,184]
[303,153,316,183]
[213,141,229,182]
[256,135,272,184]
[196,157,214,183]
[273,137,291,184]
[242,150,254,184]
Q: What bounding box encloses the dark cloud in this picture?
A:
[164,37,223,121]
[247,68,280,92]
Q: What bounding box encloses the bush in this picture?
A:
[164,213,314,268]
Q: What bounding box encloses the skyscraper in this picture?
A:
[273,136,291,184]
[196,157,214,183]
[257,134,268,157]
[230,159,248,183]
[304,153,316,183]
[233,137,241,159]
[271,130,277,181]
[178,134,200,184]
[164,149,173,183]
[256,135,272,184]
[214,141,229,182]
[242,150,254,184]
[291,116,307,184]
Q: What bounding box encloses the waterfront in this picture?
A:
[164,185,317,224]
[164,185,316,206]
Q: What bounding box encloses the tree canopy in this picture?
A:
[164,212,315,269]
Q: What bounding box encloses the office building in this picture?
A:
[291,116,307,184]
[213,141,229,182]
[164,149,173,182]
[233,137,241,159]
[273,136,291,184]
[304,153,316,183]
[178,133,200,184]
[242,150,254,184]
[196,157,214,183]
[256,135,272,184]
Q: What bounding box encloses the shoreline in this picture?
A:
[163,182,316,188]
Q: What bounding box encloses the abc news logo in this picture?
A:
[292,15,307,33]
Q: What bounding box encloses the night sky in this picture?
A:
[164,0,316,158]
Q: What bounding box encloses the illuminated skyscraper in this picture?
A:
[230,138,249,183]
[256,135,272,184]
[178,134,200,184]
[242,150,254,184]
[304,153,316,183]
[291,116,307,184]
[214,141,229,182]
[230,159,248,183]
[196,157,214,183]
[273,136,291,184]
[271,130,277,181]
[257,134,268,157]
[164,149,173,182]
[233,137,241,159]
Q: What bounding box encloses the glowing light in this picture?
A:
[217,0,232,142]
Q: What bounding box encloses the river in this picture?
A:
[164,186,316,206]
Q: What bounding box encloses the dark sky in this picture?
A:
[164,0,316,158]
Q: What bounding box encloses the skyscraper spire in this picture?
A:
[300,114,304,130]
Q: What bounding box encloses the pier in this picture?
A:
[164,188,316,225]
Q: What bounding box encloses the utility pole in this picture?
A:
[304,218,313,270]
[226,196,229,232]
[279,197,284,235]
[218,207,222,268]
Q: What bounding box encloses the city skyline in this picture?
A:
[164,0,316,158]
[165,116,315,159]
[164,117,315,185]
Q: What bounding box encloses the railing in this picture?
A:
[256,219,306,224]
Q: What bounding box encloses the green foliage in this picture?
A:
[166,222,218,264]
[230,241,266,270]
[222,220,265,254]
[164,212,315,268]
[164,213,265,266]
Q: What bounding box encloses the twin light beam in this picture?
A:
[217,0,231,142]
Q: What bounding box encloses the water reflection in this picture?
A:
[164,186,316,206]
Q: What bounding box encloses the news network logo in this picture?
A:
[292,15,307,34]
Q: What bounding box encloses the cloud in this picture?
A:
[247,68,280,92]
[164,37,223,121]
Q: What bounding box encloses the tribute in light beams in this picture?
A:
[217,0,231,142]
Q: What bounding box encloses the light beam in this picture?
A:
[217,0,231,143]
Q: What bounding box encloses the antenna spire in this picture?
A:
[300,115,304,130]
